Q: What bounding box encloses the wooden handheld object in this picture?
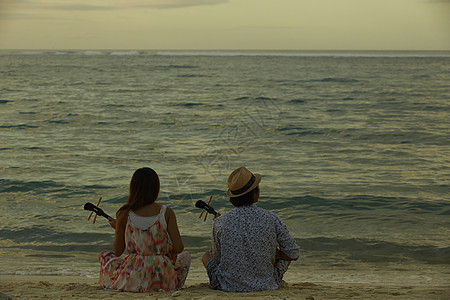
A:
[196,197,217,221]
[84,201,111,221]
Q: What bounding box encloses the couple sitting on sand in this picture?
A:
[99,166,299,293]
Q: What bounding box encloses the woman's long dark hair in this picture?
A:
[117,167,160,216]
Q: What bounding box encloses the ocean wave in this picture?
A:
[1,178,446,218]
[289,99,306,104]
[276,126,340,136]
[0,179,63,193]
[67,81,85,86]
[176,74,208,78]
[110,51,142,56]
[47,120,70,125]
[4,176,443,217]
[315,78,359,83]
[0,179,113,195]
[110,89,136,93]
[2,225,448,265]
[0,124,39,129]
[300,237,450,264]
[84,51,104,55]
[174,102,204,108]
[19,111,36,114]
[233,96,277,101]
[258,194,450,217]
[0,225,112,246]
[154,65,199,70]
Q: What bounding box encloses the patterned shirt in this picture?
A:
[206,204,299,292]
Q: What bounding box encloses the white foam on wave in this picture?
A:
[110,50,141,56]
[84,50,104,55]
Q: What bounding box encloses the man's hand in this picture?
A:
[278,248,298,262]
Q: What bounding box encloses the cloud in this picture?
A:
[3,0,229,11]
[0,11,63,20]
[118,0,229,9]
[45,4,115,11]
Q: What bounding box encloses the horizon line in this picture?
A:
[1,48,450,52]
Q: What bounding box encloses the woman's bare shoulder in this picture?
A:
[165,206,175,218]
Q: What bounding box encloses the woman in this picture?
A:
[202,166,299,292]
[99,167,190,292]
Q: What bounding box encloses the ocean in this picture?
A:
[0,50,449,286]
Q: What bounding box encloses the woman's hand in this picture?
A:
[166,207,184,253]
[108,217,117,229]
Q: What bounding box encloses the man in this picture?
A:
[202,166,299,292]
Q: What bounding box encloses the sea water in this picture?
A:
[0,50,449,285]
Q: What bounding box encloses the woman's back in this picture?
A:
[126,206,170,256]
[98,167,190,292]
[132,203,164,217]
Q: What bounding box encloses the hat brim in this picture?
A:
[227,173,261,198]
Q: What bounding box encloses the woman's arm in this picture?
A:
[166,207,184,253]
[112,210,128,256]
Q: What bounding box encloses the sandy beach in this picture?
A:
[0,275,448,300]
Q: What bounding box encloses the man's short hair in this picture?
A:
[229,186,259,207]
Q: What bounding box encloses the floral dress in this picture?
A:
[99,206,190,292]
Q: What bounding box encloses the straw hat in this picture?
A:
[226,167,261,197]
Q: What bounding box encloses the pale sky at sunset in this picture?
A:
[0,0,449,50]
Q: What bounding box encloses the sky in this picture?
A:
[0,0,449,50]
